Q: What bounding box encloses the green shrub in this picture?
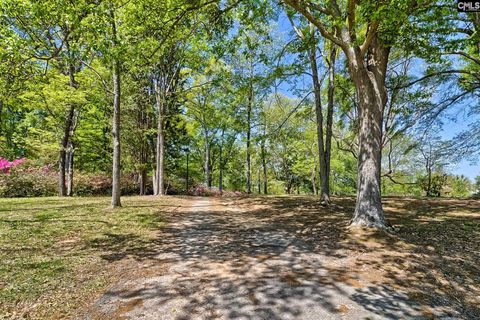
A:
[0,163,57,197]
[0,162,152,197]
[73,174,111,196]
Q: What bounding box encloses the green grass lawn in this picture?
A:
[0,196,180,319]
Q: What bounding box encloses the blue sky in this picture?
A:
[440,106,479,179]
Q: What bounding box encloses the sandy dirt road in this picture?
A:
[81,197,458,320]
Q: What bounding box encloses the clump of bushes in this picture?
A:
[0,157,26,174]
[0,159,152,197]
[73,174,111,196]
[0,160,57,197]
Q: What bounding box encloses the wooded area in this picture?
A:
[1,0,479,230]
[1,1,480,318]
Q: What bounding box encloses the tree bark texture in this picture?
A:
[246,84,253,194]
[325,46,336,198]
[309,46,329,205]
[205,130,211,188]
[66,140,75,196]
[154,82,165,196]
[347,39,389,228]
[110,8,121,207]
[261,141,267,194]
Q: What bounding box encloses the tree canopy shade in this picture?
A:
[0,0,479,226]
[283,0,479,228]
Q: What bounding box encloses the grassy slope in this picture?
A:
[0,196,180,319]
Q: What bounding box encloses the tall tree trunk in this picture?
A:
[219,129,224,193]
[66,141,75,196]
[58,58,77,197]
[348,40,389,229]
[102,122,109,171]
[246,85,253,194]
[219,158,223,193]
[59,105,74,197]
[257,169,261,194]
[261,141,267,194]
[311,161,317,195]
[284,1,390,229]
[138,108,147,196]
[325,45,336,198]
[426,161,432,197]
[110,7,121,207]
[204,132,211,188]
[309,46,329,205]
[139,168,146,195]
[154,83,165,196]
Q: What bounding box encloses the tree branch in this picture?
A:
[284,0,348,50]
[442,51,480,66]
[286,12,305,40]
[382,172,418,186]
[347,0,356,41]
[81,61,113,95]
[359,21,379,55]
[393,69,477,89]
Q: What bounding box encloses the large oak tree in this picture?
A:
[284,0,422,228]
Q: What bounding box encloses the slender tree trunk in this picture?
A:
[325,46,336,197]
[66,141,74,196]
[311,161,317,195]
[139,168,146,195]
[154,83,165,196]
[261,142,267,194]
[257,169,261,194]
[58,105,74,196]
[110,7,121,207]
[219,129,224,193]
[219,160,223,193]
[138,108,147,196]
[246,86,253,194]
[58,142,67,196]
[309,46,329,205]
[58,58,78,197]
[102,122,109,171]
[426,162,432,197]
[287,19,331,202]
[204,132,211,188]
[348,40,389,229]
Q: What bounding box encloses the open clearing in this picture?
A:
[1,196,479,319]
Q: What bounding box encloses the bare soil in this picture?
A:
[81,196,480,320]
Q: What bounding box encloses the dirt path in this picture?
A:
[81,197,448,320]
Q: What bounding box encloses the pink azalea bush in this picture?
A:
[0,158,151,197]
[0,157,26,174]
[0,159,57,197]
